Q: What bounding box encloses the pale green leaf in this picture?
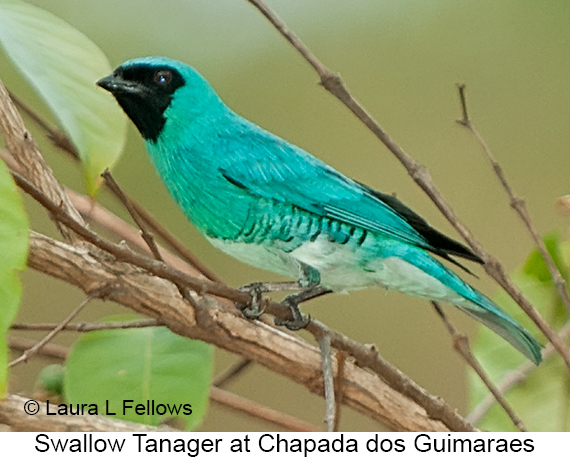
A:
[0,0,127,194]
[0,158,29,396]
[65,317,213,430]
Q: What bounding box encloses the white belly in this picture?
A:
[207,235,468,306]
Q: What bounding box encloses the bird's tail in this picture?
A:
[401,249,543,364]
[458,294,542,365]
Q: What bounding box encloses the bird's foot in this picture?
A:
[236,281,331,329]
[273,285,332,330]
[236,282,268,319]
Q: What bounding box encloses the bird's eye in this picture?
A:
[154,70,172,86]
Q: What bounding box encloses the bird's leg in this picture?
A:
[274,263,332,330]
[236,281,302,319]
[236,264,331,327]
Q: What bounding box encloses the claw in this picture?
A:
[273,293,312,330]
[242,303,266,319]
[274,313,311,330]
[235,282,267,320]
[236,280,331,327]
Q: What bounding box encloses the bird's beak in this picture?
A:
[96,74,141,95]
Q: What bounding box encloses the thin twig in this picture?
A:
[127,198,221,283]
[9,336,69,360]
[9,288,108,367]
[210,387,321,432]
[11,319,160,332]
[66,187,200,275]
[102,169,163,262]
[431,302,528,431]
[317,333,335,432]
[9,91,79,160]
[213,359,252,388]
[457,84,570,318]
[245,0,570,371]
[333,351,346,432]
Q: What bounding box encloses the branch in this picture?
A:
[9,291,101,367]
[431,302,527,431]
[102,169,164,262]
[317,333,336,432]
[11,320,160,332]
[0,78,83,243]
[245,0,570,370]
[26,230,465,431]
[457,84,570,319]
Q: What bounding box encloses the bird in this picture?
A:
[97,56,542,364]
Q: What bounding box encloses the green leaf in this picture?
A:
[0,0,127,194]
[65,317,213,430]
[523,232,568,284]
[469,235,570,431]
[0,158,29,396]
[35,364,65,398]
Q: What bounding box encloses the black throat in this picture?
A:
[104,64,185,142]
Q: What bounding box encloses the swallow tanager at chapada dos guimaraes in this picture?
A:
[97,56,542,364]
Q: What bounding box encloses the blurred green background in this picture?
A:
[3,0,570,431]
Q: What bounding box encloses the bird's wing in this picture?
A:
[217,125,482,267]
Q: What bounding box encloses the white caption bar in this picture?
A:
[1,432,567,456]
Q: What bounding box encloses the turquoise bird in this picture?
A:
[97,57,541,364]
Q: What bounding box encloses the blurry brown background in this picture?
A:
[3,0,570,431]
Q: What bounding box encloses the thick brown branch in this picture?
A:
[0,79,83,242]
[27,230,463,431]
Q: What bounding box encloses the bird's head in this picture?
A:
[97,57,223,143]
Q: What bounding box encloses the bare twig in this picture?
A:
[9,91,79,160]
[245,0,570,371]
[318,333,336,432]
[457,84,570,318]
[102,169,163,262]
[210,387,321,432]
[213,359,252,388]
[9,336,69,360]
[66,187,206,279]
[126,197,222,283]
[9,288,108,367]
[333,351,346,432]
[431,302,527,431]
[11,319,160,332]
